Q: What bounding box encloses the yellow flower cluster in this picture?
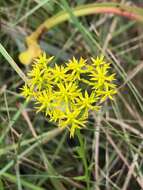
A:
[21,53,116,137]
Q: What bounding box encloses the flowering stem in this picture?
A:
[19,2,143,64]
[76,130,90,190]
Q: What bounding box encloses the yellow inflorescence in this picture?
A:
[21,53,117,137]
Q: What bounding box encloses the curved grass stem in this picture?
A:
[19,2,143,64]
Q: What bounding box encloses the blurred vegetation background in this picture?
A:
[1,0,143,189]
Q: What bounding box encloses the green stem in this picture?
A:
[77,130,90,190]
[2,172,44,190]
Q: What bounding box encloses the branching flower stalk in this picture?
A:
[21,53,116,137]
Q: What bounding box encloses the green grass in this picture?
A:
[1,0,143,189]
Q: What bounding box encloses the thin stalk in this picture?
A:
[77,130,90,190]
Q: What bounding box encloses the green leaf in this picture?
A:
[74,175,86,181]
[0,179,4,190]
